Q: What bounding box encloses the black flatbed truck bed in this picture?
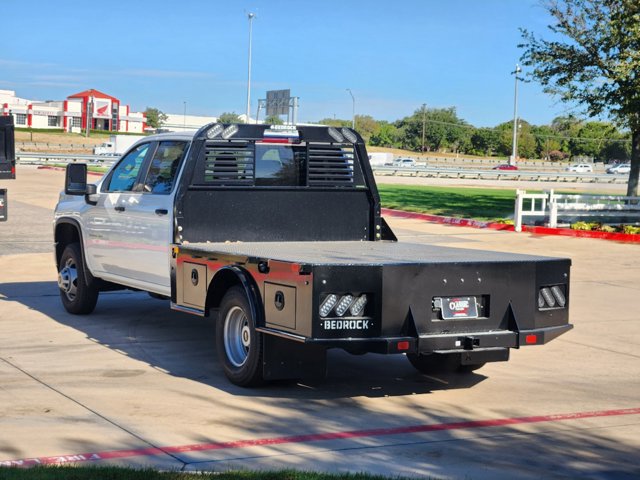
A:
[173,239,572,383]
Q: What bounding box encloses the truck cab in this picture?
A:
[56,131,193,297]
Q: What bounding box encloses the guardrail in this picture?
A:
[515,189,640,231]
[372,165,628,184]
[17,141,97,148]
[16,152,118,167]
[15,153,630,185]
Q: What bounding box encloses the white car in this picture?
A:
[393,158,416,168]
[565,163,593,173]
[606,163,631,174]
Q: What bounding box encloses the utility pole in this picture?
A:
[85,96,93,138]
[346,88,355,129]
[246,13,256,123]
[421,103,427,152]
[183,101,186,129]
[510,64,522,166]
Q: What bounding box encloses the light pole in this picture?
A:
[510,64,522,165]
[421,103,427,152]
[346,88,355,129]
[246,12,256,124]
[183,101,186,129]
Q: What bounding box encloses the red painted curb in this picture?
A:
[2,407,639,467]
[381,208,640,243]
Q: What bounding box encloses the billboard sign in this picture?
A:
[266,89,290,116]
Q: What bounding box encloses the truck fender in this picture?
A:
[54,218,96,287]
[207,266,264,326]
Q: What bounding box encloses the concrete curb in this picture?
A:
[381,208,640,244]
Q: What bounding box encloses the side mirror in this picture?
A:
[65,163,89,195]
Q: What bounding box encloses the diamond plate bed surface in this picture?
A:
[180,241,560,266]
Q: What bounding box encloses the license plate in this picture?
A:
[439,296,478,320]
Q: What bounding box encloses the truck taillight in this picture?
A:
[319,294,338,317]
[319,293,369,318]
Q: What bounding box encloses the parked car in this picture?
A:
[566,163,593,173]
[393,158,416,168]
[493,164,518,171]
[606,163,631,174]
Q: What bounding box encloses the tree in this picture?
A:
[396,106,470,153]
[572,121,617,161]
[264,115,283,125]
[470,128,500,156]
[144,107,167,129]
[318,118,351,128]
[353,115,380,143]
[218,112,242,123]
[520,0,640,195]
[532,124,562,159]
[369,122,400,148]
[494,120,537,159]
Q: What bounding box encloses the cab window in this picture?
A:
[255,144,306,186]
[143,141,187,194]
[105,144,149,192]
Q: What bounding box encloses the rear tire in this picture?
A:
[215,286,264,387]
[57,243,99,314]
[407,353,485,375]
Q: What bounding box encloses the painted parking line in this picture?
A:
[3,407,639,467]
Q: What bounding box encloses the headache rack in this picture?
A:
[174,123,385,243]
[197,140,357,188]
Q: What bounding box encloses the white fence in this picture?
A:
[515,190,640,231]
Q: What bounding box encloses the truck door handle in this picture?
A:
[155,209,168,215]
[114,206,125,212]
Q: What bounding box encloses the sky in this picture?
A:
[0,0,578,127]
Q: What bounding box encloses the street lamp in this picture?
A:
[346,88,355,129]
[510,64,522,165]
[183,101,186,129]
[246,12,256,124]
[421,103,427,152]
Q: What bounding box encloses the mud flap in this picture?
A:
[263,335,327,381]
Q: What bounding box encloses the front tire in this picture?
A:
[215,286,264,387]
[57,243,99,314]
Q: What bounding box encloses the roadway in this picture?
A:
[0,166,639,478]
[15,152,632,189]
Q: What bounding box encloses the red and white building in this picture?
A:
[0,89,146,133]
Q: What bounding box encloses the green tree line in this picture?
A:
[321,108,631,163]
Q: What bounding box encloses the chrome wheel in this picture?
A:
[224,306,251,368]
[58,257,78,301]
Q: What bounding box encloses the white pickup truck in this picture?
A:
[54,124,572,386]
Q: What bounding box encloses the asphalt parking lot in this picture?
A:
[0,166,639,479]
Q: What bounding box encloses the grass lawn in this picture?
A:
[377,184,516,221]
[0,467,422,480]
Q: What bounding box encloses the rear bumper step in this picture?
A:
[418,324,573,354]
[297,324,573,355]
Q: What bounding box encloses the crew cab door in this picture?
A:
[84,140,187,294]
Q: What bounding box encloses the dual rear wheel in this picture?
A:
[215,286,264,387]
